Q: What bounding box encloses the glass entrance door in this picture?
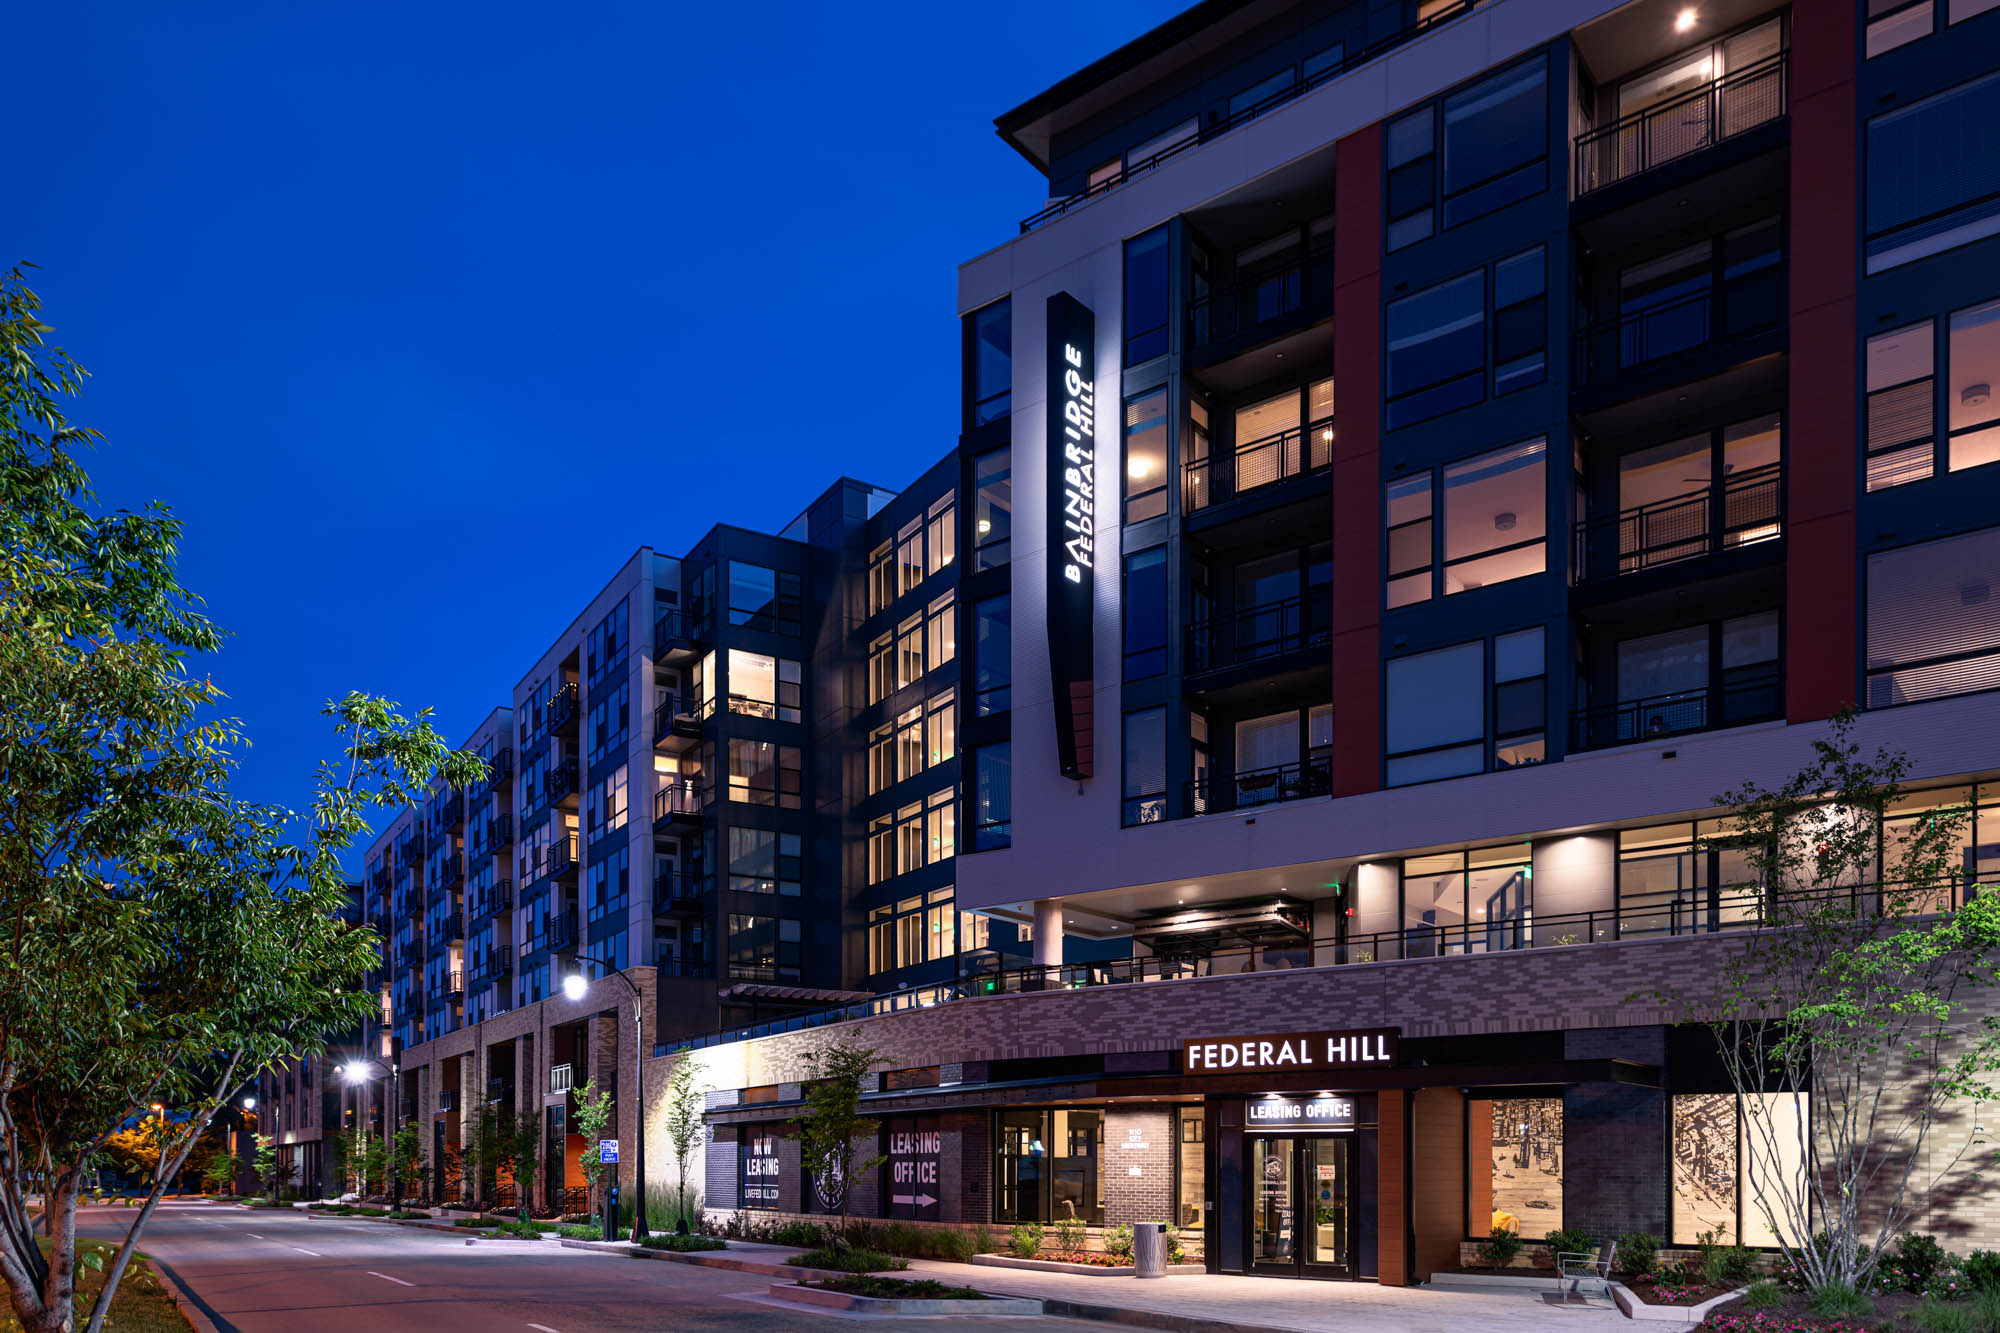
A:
[1249,1136,1355,1277]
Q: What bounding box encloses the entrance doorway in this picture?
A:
[1248,1136,1354,1277]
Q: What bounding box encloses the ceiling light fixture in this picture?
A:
[1964,383,1991,407]
[1675,7,1698,32]
[1494,511,1518,531]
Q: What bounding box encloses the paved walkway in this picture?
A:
[896,1258,1691,1333]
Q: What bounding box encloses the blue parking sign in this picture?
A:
[599,1140,619,1164]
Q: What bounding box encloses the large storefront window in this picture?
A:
[1477,1097,1563,1235]
[993,1108,1104,1223]
[1671,1093,1809,1246]
[1177,1107,1206,1228]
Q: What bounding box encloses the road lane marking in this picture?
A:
[291,1247,321,1256]
[245,1233,265,1239]
[528,1324,562,1333]
[367,1271,415,1287]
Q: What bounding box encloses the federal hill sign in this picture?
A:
[1182,1028,1399,1076]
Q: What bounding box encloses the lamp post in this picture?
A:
[341,1060,376,1199]
[562,959,648,1242]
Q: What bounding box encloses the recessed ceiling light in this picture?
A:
[1674,7,1698,32]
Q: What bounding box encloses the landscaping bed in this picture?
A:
[49,1238,192,1333]
[1695,1288,2000,1330]
[785,1246,909,1273]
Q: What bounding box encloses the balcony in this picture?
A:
[439,910,465,943]
[472,878,514,919]
[1573,463,1783,585]
[548,680,578,734]
[398,831,425,866]
[518,909,578,959]
[1575,51,1787,197]
[482,748,514,797]
[437,1088,460,1114]
[437,855,464,890]
[549,1064,574,1095]
[548,756,579,804]
[652,870,706,917]
[485,1077,511,1103]
[1570,666,1783,752]
[440,792,464,831]
[550,829,580,881]
[653,690,706,750]
[1188,755,1332,816]
[1187,246,1333,365]
[1574,267,1785,401]
[654,608,701,663]
[652,779,708,828]
[1187,594,1331,677]
[1184,417,1334,516]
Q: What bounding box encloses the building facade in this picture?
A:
[264,0,2000,1280]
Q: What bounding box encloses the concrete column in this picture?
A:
[1033,898,1064,966]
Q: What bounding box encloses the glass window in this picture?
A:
[867,816,894,885]
[1386,474,1433,608]
[1493,247,1547,394]
[926,592,956,670]
[972,743,1011,850]
[1866,70,2000,273]
[926,790,956,863]
[1125,227,1172,364]
[1126,119,1198,169]
[898,518,924,595]
[1867,319,1935,491]
[729,828,801,897]
[1386,642,1484,786]
[1403,852,1467,952]
[1440,55,1547,228]
[1183,395,1212,513]
[868,905,895,974]
[1175,1108,1206,1229]
[896,705,924,781]
[867,541,895,615]
[1303,42,1345,82]
[926,690,956,766]
[1493,628,1546,770]
[1866,525,2000,706]
[1386,271,1484,428]
[1948,298,2000,473]
[1385,107,1436,250]
[896,804,925,875]
[971,299,1011,427]
[867,724,893,796]
[1122,707,1167,827]
[1671,1093,1809,1247]
[727,562,777,628]
[1124,547,1168,680]
[727,739,800,809]
[867,634,893,705]
[727,650,800,723]
[1234,387,1301,492]
[974,595,1011,717]
[1477,1097,1563,1234]
[1442,439,1546,593]
[1124,389,1169,522]
[928,495,957,573]
[1868,0,1934,55]
[1229,67,1295,120]
[897,612,924,689]
[994,1110,1045,1223]
[973,447,1012,571]
[1050,1109,1104,1223]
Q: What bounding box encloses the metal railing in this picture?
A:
[653,779,708,823]
[1573,462,1783,581]
[652,870,706,915]
[1189,755,1332,815]
[1019,0,1481,232]
[472,879,513,918]
[1188,246,1333,353]
[1571,666,1783,751]
[1576,51,1787,196]
[1185,417,1335,514]
[519,910,578,959]
[548,680,577,731]
[655,608,697,650]
[550,829,579,878]
[1187,593,1331,673]
[1575,265,1785,387]
[549,1064,573,1095]
[549,757,578,803]
[660,879,1976,1056]
[481,748,514,794]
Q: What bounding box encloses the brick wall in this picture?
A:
[1562,1026,1667,1243]
[1103,1107,1174,1225]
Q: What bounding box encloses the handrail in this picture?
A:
[659,878,1979,1056]
[1019,0,1482,232]
[1574,265,1785,386]
[1575,50,1787,196]
[1188,246,1334,351]
[1573,462,1783,580]
[1571,665,1783,751]
[1187,592,1331,673]
[1189,755,1332,815]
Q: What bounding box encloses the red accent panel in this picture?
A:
[1786,0,1859,722]
[1332,124,1384,797]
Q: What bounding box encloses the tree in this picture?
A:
[505,1110,542,1221]
[462,1102,503,1207]
[253,1135,276,1201]
[198,1146,235,1196]
[0,267,485,1333]
[1657,710,2000,1298]
[571,1077,614,1220]
[94,1125,163,1184]
[661,1055,706,1233]
[389,1122,422,1206]
[795,1039,884,1241]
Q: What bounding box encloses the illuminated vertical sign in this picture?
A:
[1046,292,1096,779]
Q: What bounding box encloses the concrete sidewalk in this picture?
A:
[894,1259,1694,1333]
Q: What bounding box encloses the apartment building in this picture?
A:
[664,0,2000,1288]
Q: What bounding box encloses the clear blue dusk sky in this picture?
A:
[17,2,1183,846]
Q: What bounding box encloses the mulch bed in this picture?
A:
[1697,1289,1942,1330]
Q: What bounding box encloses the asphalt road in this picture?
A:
[76,1201,1089,1332]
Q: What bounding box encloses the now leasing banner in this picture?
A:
[1181,1028,1399,1076]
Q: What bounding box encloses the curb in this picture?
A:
[555,1238,865,1281]
[770,1280,1043,1316]
[145,1255,228,1333]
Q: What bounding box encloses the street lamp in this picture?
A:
[341,1060,376,1200]
[562,959,648,1241]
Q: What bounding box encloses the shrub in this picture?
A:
[771,1220,824,1249]
[972,1226,994,1256]
[1544,1228,1597,1260]
[1963,1250,2000,1293]
[1708,1242,1758,1285]
[1008,1223,1043,1260]
[1052,1215,1085,1257]
[556,1223,601,1241]
[640,1233,726,1252]
[791,1247,907,1274]
[1911,1298,1979,1333]
[492,1220,545,1239]
[1163,1221,1185,1264]
[1881,1233,1950,1294]
[1104,1224,1134,1263]
[1743,1280,1784,1309]
[1807,1286,1873,1320]
[1479,1225,1524,1268]
[808,1275,984,1301]
[1615,1232,1660,1278]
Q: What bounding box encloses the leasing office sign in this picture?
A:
[1045,291,1096,780]
[1182,1028,1399,1076]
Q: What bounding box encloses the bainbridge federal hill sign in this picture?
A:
[1044,291,1096,780]
[1181,1027,1399,1076]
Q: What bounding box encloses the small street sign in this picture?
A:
[598,1139,619,1164]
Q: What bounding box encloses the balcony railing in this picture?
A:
[440,793,464,830]
[1184,417,1334,514]
[652,870,706,916]
[442,969,464,997]
[659,879,1967,1056]
[1188,755,1332,815]
[653,779,708,825]
[481,747,514,796]
[1019,0,1482,233]
[518,909,578,959]
[1187,593,1331,674]
[550,829,579,879]
[549,757,579,803]
[655,607,700,653]
[1573,463,1783,582]
[1188,246,1333,355]
[472,879,514,918]
[437,856,464,890]
[548,680,578,732]
[1576,51,1788,197]
[437,1088,460,1113]
[1575,264,1785,389]
[549,1064,573,1095]
[1571,665,1783,751]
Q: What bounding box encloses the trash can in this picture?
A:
[1134,1222,1167,1278]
